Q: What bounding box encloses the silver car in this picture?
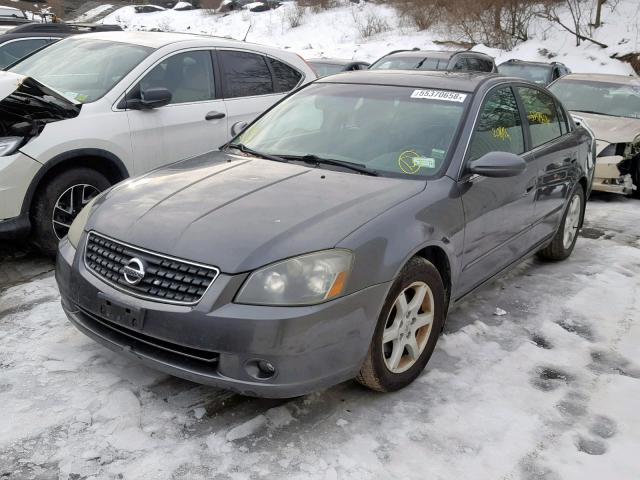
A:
[549,73,640,198]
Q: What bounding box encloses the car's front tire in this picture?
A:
[356,257,445,392]
[631,158,640,199]
[31,168,110,256]
[537,184,585,261]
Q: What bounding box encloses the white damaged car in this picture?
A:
[550,73,640,198]
[0,31,315,254]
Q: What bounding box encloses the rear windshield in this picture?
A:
[370,56,448,71]
[10,37,153,103]
[236,83,469,178]
[498,63,552,85]
[310,62,345,77]
[549,79,640,119]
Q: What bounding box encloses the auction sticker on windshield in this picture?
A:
[411,89,467,102]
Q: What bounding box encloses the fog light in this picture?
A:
[258,360,276,375]
[245,359,277,380]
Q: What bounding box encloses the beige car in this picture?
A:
[550,73,640,198]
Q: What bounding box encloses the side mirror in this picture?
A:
[231,121,248,136]
[128,87,172,110]
[468,151,526,178]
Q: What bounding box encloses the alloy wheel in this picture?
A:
[52,184,100,240]
[562,194,581,249]
[382,281,435,374]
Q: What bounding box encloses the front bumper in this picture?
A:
[593,155,636,195]
[0,151,40,219]
[56,237,390,398]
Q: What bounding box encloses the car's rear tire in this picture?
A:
[356,257,445,392]
[537,184,585,261]
[31,168,110,256]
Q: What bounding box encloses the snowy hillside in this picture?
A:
[95,0,640,75]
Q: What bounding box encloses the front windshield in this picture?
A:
[498,63,552,85]
[549,79,640,119]
[10,38,153,103]
[233,83,468,177]
[371,56,447,71]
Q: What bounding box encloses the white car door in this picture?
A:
[125,50,228,175]
[216,49,303,131]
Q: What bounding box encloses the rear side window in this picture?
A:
[518,87,563,148]
[219,50,273,98]
[468,87,525,160]
[466,58,482,71]
[479,59,494,72]
[452,58,468,71]
[138,51,215,105]
[0,38,51,69]
[267,57,302,93]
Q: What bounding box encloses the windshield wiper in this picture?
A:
[225,143,288,163]
[281,154,379,176]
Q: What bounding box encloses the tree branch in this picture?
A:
[537,11,608,48]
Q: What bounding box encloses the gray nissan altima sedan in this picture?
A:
[56,71,595,397]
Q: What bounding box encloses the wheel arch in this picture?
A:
[577,175,588,227]
[21,149,130,216]
[413,244,452,313]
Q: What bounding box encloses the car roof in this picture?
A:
[65,31,292,53]
[316,70,500,92]
[381,49,493,61]
[499,59,555,68]
[557,73,639,85]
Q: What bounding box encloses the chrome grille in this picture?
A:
[84,232,219,305]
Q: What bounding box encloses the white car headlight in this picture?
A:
[0,137,23,157]
[236,250,353,306]
[67,196,98,249]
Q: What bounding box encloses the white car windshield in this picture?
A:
[10,38,153,103]
[234,83,468,178]
[550,79,640,119]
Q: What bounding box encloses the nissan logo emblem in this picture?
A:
[123,258,145,285]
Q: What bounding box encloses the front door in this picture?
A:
[457,86,538,296]
[125,50,228,175]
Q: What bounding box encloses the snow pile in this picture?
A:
[0,196,638,478]
[100,0,639,75]
[73,4,115,23]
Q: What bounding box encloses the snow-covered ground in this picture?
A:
[96,0,640,75]
[1,193,638,479]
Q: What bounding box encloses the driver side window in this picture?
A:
[468,87,525,161]
[136,51,215,105]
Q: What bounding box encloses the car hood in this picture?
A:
[570,111,640,144]
[0,72,80,138]
[88,152,425,273]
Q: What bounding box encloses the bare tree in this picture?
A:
[538,0,608,48]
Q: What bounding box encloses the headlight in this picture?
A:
[0,137,23,157]
[67,196,98,249]
[236,249,353,306]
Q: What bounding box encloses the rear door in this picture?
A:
[516,86,578,241]
[217,49,302,129]
[457,85,538,295]
[125,49,228,174]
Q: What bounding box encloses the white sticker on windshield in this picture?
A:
[413,157,436,168]
[411,89,467,102]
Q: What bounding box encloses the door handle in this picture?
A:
[205,111,226,120]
